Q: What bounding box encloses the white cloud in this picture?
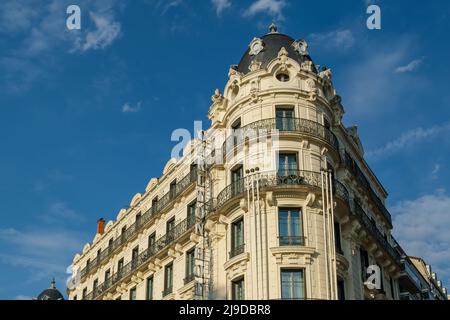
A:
[212,0,232,15]
[432,164,441,175]
[75,12,121,52]
[243,0,287,20]
[0,227,87,284]
[392,190,450,288]
[14,295,33,300]
[337,36,428,117]
[366,121,450,160]
[309,29,355,50]
[122,101,142,113]
[395,58,423,73]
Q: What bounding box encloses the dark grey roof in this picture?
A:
[37,279,65,300]
[237,32,316,75]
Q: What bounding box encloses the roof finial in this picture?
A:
[269,22,278,34]
[50,278,56,289]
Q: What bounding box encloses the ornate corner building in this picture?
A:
[68,26,448,301]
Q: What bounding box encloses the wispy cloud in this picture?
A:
[432,163,441,175]
[395,58,423,73]
[40,201,85,224]
[74,12,121,52]
[392,190,450,288]
[243,0,287,20]
[309,29,355,50]
[338,36,428,117]
[0,0,124,93]
[122,101,142,113]
[212,0,232,15]
[366,121,450,160]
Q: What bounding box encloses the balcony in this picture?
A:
[229,244,245,259]
[343,152,392,226]
[183,273,196,285]
[353,201,400,265]
[80,169,198,281]
[162,287,173,298]
[398,257,429,294]
[82,217,194,300]
[221,118,339,162]
[217,170,325,210]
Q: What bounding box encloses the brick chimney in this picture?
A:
[97,218,105,235]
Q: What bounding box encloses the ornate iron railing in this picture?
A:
[353,201,400,265]
[80,169,198,280]
[83,217,195,300]
[216,170,323,209]
[229,244,245,259]
[279,236,306,246]
[221,118,339,161]
[343,152,392,225]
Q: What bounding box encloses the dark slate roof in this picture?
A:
[37,280,65,300]
[237,32,316,75]
[37,288,65,300]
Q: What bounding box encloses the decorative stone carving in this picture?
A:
[248,59,262,72]
[300,60,314,72]
[292,39,309,56]
[211,88,224,105]
[249,37,264,56]
[277,47,289,72]
[306,78,318,101]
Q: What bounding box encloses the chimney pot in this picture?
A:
[97,218,105,235]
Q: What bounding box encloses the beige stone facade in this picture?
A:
[67,26,446,301]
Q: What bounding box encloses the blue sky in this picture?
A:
[0,0,449,299]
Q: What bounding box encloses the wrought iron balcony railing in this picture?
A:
[221,118,339,161]
[343,152,392,225]
[216,170,324,209]
[279,236,305,246]
[229,244,245,259]
[183,273,196,285]
[353,200,400,265]
[80,169,198,280]
[83,216,195,300]
[162,287,173,297]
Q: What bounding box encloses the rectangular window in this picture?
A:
[132,246,139,267]
[146,276,154,300]
[118,258,124,275]
[152,197,158,213]
[276,107,295,131]
[104,269,111,284]
[278,208,304,246]
[281,269,305,300]
[93,278,98,291]
[136,212,142,226]
[231,118,242,149]
[187,201,196,227]
[185,249,196,284]
[231,277,245,300]
[108,238,113,251]
[82,288,87,300]
[230,218,244,258]
[231,166,244,196]
[170,180,177,199]
[278,153,298,176]
[164,263,173,296]
[166,217,176,242]
[334,222,343,254]
[73,295,77,301]
[148,232,156,253]
[129,287,137,301]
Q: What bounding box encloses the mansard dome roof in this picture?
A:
[237,25,316,75]
[37,279,65,300]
